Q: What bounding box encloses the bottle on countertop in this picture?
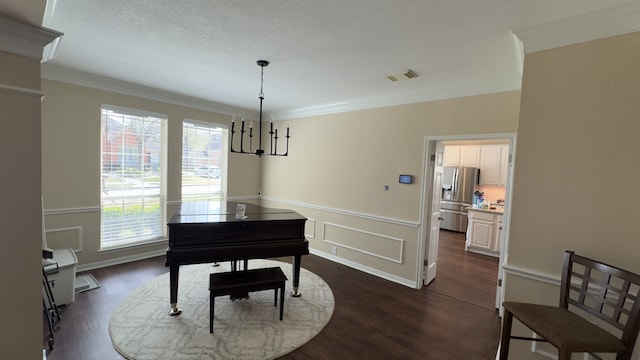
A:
[473,191,484,208]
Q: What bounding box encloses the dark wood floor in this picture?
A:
[44,230,500,359]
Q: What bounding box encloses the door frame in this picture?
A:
[416,132,517,310]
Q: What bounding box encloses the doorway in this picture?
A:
[428,229,499,310]
[418,133,515,310]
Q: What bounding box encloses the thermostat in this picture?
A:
[399,175,412,184]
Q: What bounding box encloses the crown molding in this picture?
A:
[514,1,640,54]
[41,64,259,119]
[0,16,62,60]
[42,62,521,122]
[271,74,522,120]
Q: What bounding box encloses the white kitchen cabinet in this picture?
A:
[494,215,503,253]
[479,145,501,185]
[443,145,481,167]
[479,144,509,186]
[443,145,461,166]
[459,146,481,167]
[466,209,501,257]
[444,144,509,186]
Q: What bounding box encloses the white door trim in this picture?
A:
[416,133,516,311]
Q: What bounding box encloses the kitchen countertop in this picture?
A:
[466,206,504,214]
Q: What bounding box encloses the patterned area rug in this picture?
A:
[109,259,334,360]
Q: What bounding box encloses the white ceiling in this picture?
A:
[36,0,639,119]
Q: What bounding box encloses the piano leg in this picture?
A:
[169,265,182,316]
[292,255,302,297]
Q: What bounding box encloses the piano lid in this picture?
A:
[168,200,306,225]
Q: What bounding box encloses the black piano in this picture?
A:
[165,201,308,316]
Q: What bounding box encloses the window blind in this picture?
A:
[100,106,167,248]
[181,120,227,204]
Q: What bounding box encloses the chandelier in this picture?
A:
[230,60,289,157]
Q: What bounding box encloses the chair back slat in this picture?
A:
[560,251,640,347]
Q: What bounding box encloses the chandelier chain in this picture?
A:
[259,65,264,99]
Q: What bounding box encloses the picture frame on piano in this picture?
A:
[235,203,247,219]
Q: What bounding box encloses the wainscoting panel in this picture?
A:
[323,222,404,264]
[305,218,316,240]
[45,226,83,252]
[502,265,640,360]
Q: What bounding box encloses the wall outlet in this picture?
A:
[331,246,337,255]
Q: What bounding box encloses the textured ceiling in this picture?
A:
[38,0,638,119]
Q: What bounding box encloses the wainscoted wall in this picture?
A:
[502,264,640,360]
[503,31,640,360]
[259,197,420,287]
[44,206,97,252]
[41,74,519,278]
[41,76,261,268]
[43,205,168,271]
[44,196,422,286]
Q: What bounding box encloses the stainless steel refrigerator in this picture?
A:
[440,166,480,232]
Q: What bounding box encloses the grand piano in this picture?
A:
[165,201,308,316]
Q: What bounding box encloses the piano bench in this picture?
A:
[209,267,287,333]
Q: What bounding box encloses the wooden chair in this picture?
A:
[499,250,640,360]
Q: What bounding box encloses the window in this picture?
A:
[181,120,227,206]
[100,105,167,249]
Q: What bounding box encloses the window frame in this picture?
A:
[181,119,228,205]
[99,104,168,250]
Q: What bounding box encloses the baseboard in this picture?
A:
[76,249,166,272]
[309,248,417,288]
[76,247,417,291]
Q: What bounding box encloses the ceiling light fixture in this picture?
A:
[230,60,289,157]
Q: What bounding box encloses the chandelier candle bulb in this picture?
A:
[274,128,278,154]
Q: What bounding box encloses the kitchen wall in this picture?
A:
[503,31,640,359]
[476,184,505,204]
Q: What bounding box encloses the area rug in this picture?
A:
[109,259,334,360]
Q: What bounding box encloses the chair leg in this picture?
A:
[499,309,514,359]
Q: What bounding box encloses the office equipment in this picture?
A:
[165,201,308,316]
[43,248,78,306]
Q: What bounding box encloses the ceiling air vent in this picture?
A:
[387,70,418,82]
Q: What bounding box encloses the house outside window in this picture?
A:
[181,120,227,208]
[100,105,167,249]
